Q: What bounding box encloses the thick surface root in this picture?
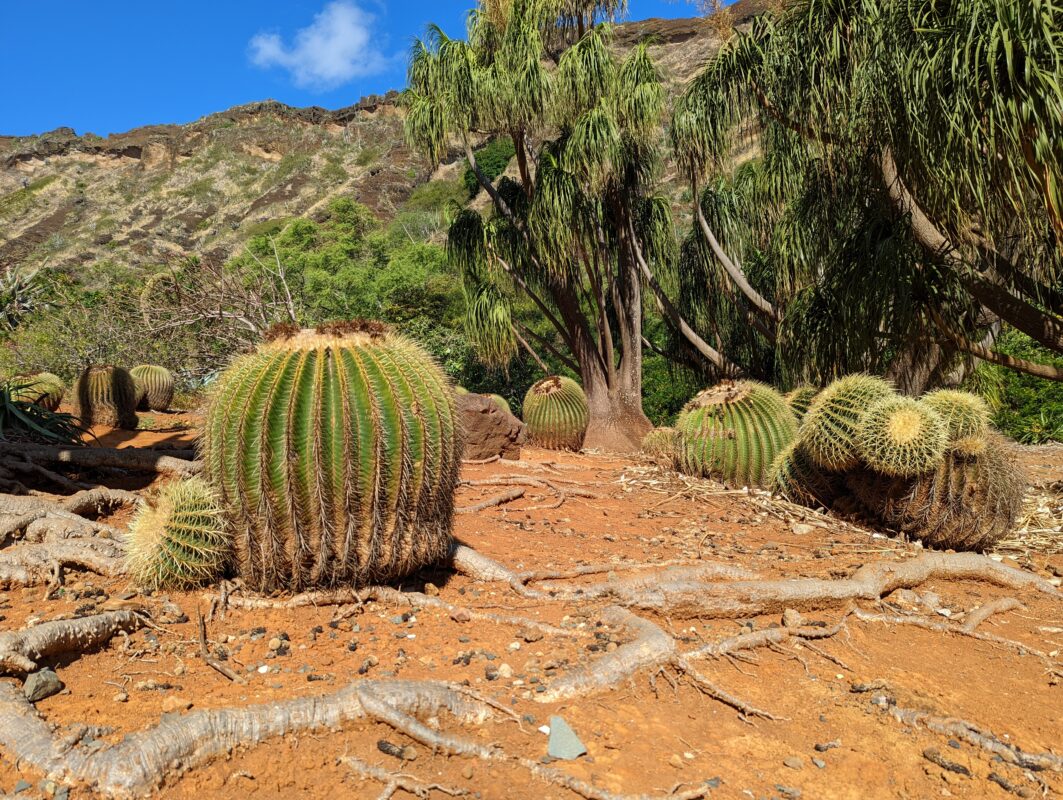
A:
[611,552,1058,619]
[0,443,201,477]
[0,540,125,587]
[0,610,143,674]
[0,679,491,798]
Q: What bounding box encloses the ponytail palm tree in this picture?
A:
[672,0,1063,389]
[404,0,729,450]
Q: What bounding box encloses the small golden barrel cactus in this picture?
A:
[487,393,512,415]
[202,321,463,591]
[675,380,797,487]
[73,365,138,429]
[640,426,677,461]
[9,372,64,411]
[920,389,991,455]
[846,434,1026,552]
[784,386,819,421]
[125,477,229,589]
[855,395,947,477]
[799,374,894,471]
[522,376,589,451]
[130,364,175,411]
[769,441,842,509]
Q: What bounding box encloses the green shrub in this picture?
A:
[463,137,516,197]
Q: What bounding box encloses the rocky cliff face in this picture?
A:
[0,8,762,277]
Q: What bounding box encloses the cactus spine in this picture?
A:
[769,441,842,509]
[920,389,991,453]
[846,434,1026,551]
[202,322,462,591]
[126,477,229,589]
[487,393,512,415]
[640,427,677,461]
[675,380,798,487]
[9,372,64,411]
[799,374,894,471]
[522,376,589,451]
[131,364,175,411]
[855,396,947,477]
[784,386,819,421]
[73,365,138,429]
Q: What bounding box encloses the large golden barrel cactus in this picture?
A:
[769,441,843,509]
[855,395,947,477]
[9,372,64,411]
[201,321,463,591]
[522,376,589,451]
[799,374,894,471]
[73,365,138,429]
[130,364,175,411]
[675,380,798,487]
[846,433,1026,552]
[784,386,819,422]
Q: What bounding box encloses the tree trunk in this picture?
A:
[581,370,653,453]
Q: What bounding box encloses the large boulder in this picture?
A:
[456,392,525,460]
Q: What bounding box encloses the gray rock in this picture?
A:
[24,668,63,702]
[547,715,587,760]
[13,780,32,794]
[812,758,826,769]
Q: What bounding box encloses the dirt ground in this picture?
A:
[0,412,1060,800]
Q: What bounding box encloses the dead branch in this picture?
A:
[0,443,201,477]
[0,610,142,674]
[197,611,245,684]
[456,488,525,513]
[960,597,1024,632]
[0,540,125,587]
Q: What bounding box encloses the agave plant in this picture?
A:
[0,381,83,445]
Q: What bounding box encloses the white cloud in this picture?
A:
[249,2,391,90]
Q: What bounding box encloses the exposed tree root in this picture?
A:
[0,443,201,477]
[218,584,586,640]
[536,563,760,600]
[0,540,125,587]
[0,491,133,543]
[852,607,1060,677]
[537,607,676,703]
[355,688,715,800]
[0,678,713,800]
[0,679,492,798]
[340,755,466,799]
[461,476,599,500]
[456,488,525,513]
[885,703,1063,772]
[609,553,1059,619]
[537,607,779,719]
[0,610,143,674]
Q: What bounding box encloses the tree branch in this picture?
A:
[928,309,1063,381]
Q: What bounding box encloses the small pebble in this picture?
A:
[268,637,282,651]
[668,754,684,769]
[814,740,840,752]
[461,765,474,779]
[812,758,826,769]
[161,696,192,713]
[783,756,804,770]
[113,692,129,703]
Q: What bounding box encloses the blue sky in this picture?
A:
[0,1,701,137]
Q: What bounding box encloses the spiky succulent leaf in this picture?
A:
[73,365,138,430]
[126,477,229,590]
[522,375,589,451]
[800,375,894,471]
[675,380,797,487]
[201,322,463,592]
[920,389,991,445]
[847,434,1026,552]
[856,396,948,477]
[130,365,175,412]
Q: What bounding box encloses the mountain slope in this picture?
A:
[0,10,761,277]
